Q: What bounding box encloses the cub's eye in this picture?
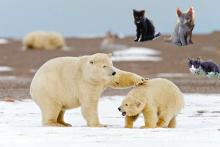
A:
[90,61,94,64]
[125,104,128,106]
[103,65,107,68]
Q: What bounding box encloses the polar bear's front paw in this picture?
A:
[97,124,107,127]
[140,125,148,129]
[88,123,107,128]
[134,77,148,86]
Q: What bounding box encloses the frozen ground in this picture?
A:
[0,38,8,44]
[0,66,13,72]
[112,47,162,61]
[0,94,220,147]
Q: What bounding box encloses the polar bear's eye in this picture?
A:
[103,65,107,68]
[89,61,94,64]
[125,104,128,106]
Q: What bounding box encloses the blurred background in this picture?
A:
[0,0,220,101]
[0,0,219,37]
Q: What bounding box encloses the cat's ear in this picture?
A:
[133,9,137,13]
[197,57,201,61]
[188,57,192,61]
[188,7,194,16]
[140,10,145,15]
[176,8,182,17]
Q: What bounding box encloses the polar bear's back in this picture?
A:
[132,78,184,113]
[23,31,65,50]
[147,78,184,111]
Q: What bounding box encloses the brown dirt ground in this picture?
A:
[0,33,220,100]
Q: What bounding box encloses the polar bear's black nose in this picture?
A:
[118,107,121,111]
[112,71,116,76]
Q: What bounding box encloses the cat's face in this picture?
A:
[133,9,145,24]
[188,58,201,73]
[176,7,194,25]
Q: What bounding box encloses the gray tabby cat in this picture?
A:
[166,7,195,46]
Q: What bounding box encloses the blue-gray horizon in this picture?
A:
[0,0,219,37]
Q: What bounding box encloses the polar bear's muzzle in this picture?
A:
[112,71,116,76]
[118,107,126,116]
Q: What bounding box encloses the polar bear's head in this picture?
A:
[85,53,116,83]
[118,96,145,117]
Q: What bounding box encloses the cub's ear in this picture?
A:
[107,53,112,58]
[176,8,182,17]
[136,101,141,107]
[89,60,94,64]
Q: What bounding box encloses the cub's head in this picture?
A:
[133,9,145,24]
[85,53,116,82]
[118,96,145,117]
[176,7,194,25]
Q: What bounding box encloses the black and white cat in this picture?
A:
[188,58,220,76]
[133,9,161,42]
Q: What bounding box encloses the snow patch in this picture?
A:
[157,73,189,78]
[0,66,13,72]
[112,47,161,61]
[0,38,8,44]
[0,94,220,147]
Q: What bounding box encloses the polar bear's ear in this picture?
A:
[135,101,141,107]
[107,53,112,58]
[89,60,94,64]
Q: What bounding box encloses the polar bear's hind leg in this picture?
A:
[168,116,176,128]
[41,105,66,127]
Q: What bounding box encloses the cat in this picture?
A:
[165,7,195,46]
[188,58,220,76]
[133,9,161,42]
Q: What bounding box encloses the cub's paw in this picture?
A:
[125,125,133,128]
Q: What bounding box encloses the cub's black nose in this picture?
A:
[112,71,116,76]
[118,107,121,111]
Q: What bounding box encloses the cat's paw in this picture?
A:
[139,38,145,42]
[189,40,193,44]
[134,38,139,42]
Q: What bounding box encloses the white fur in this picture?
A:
[23,31,66,50]
[30,53,145,127]
[120,78,184,128]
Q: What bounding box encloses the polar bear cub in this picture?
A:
[118,78,184,128]
[30,53,146,127]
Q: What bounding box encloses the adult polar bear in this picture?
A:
[30,53,146,127]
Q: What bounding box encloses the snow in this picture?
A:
[0,66,13,72]
[0,94,220,147]
[0,38,8,44]
[157,73,189,78]
[112,47,162,61]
